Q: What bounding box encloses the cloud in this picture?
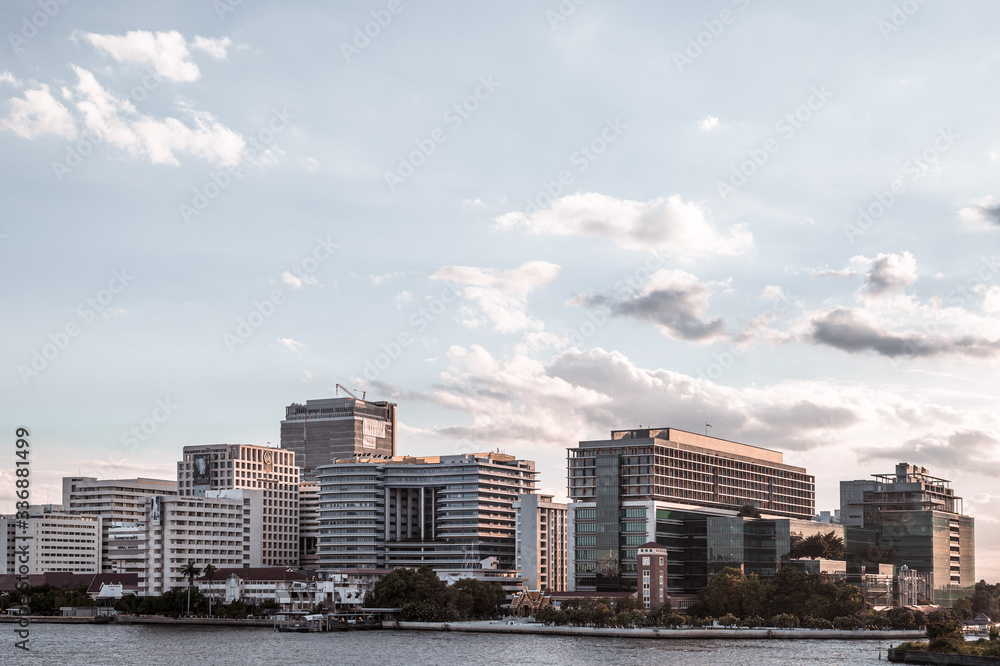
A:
[431,261,560,333]
[865,251,918,297]
[807,307,1000,359]
[300,370,316,383]
[280,271,318,289]
[698,115,720,131]
[860,429,1000,477]
[370,272,404,285]
[494,193,753,259]
[279,337,304,353]
[808,266,857,279]
[393,291,413,309]
[81,30,202,82]
[301,157,319,172]
[0,71,18,87]
[190,36,232,59]
[575,269,727,342]
[959,196,1000,228]
[0,85,77,139]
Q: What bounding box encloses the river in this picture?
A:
[12,625,895,664]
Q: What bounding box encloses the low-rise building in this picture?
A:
[0,505,101,575]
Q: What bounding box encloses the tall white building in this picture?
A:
[61,477,177,572]
[0,505,101,575]
[514,493,568,592]
[109,495,246,596]
[178,444,300,567]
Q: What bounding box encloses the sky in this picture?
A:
[2,1,1000,582]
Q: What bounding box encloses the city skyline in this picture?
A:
[3,0,1000,587]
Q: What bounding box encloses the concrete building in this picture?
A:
[110,494,246,596]
[514,493,568,591]
[567,427,815,594]
[637,542,669,610]
[841,463,975,596]
[0,505,101,575]
[316,452,536,571]
[298,481,320,570]
[178,444,300,567]
[281,396,397,478]
[61,477,177,572]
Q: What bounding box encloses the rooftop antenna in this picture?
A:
[335,383,366,400]
[705,423,712,436]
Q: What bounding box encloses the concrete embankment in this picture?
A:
[0,615,274,627]
[384,620,925,640]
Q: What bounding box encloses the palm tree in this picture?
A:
[181,560,201,615]
[203,564,218,616]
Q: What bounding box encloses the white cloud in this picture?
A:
[959,196,1000,230]
[393,291,413,309]
[279,337,305,353]
[370,272,404,286]
[70,66,245,166]
[190,36,232,59]
[758,285,784,301]
[0,85,77,139]
[864,251,918,298]
[81,30,201,82]
[301,157,319,172]
[431,261,560,333]
[300,370,316,383]
[280,271,318,289]
[0,71,19,87]
[495,193,753,259]
[463,198,486,207]
[979,285,1000,314]
[698,115,720,131]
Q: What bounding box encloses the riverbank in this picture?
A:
[888,648,1000,664]
[0,614,274,627]
[383,619,926,640]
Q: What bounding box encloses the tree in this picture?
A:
[202,564,218,616]
[180,561,202,615]
[738,504,761,518]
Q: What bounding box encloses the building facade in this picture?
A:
[0,505,101,575]
[281,397,397,478]
[109,495,247,596]
[513,493,568,591]
[637,541,669,609]
[299,481,320,570]
[61,477,177,572]
[178,444,300,567]
[567,428,816,594]
[840,463,975,595]
[316,452,536,572]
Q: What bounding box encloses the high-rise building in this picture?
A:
[109,495,246,596]
[61,477,177,572]
[567,427,816,594]
[281,397,397,478]
[178,444,300,567]
[841,463,975,595]
[316,452,536,572]
[513,493,568,591]
[298,481,320,570]
[0,505,101,574]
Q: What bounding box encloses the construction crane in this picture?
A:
[335,383,366,400]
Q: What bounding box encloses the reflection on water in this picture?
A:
[18,625,891,665]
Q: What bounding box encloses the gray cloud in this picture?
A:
[808,308,1000,359]
[865,251,917,297]
[859,429,1000,476]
